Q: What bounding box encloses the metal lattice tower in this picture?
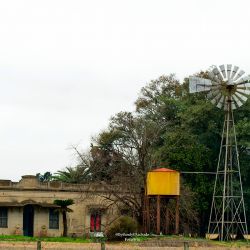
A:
[189,64,249,241]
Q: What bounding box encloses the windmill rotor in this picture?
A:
[189,64,249,241]
[189,64,250,110]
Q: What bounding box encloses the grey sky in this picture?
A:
[0,0,250,181]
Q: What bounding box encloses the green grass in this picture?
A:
[0,235,92,243]
[128,234,250,247]
[0,234,249,247]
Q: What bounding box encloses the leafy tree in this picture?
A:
[53,199,74,237]
[53,145,92,184]
[53,164,91,184]
[146,75,250,235]
[79,75,199,231]
[36,172,53,182]
[56,72,250,235]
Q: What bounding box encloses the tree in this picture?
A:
[36,172,53,182]
[53,166,90,183]
[53,199,74,237]
[84,76,199,231]
[145,75,250,235]
[53,146,92,184]
[57,74,201,233]
[93,112,165,223]
[56,72,250,236]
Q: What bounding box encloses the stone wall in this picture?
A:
[0,175,120,237]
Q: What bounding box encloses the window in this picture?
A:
[90,211,101,232]
[49,209,59,229]
[0,207,7,228]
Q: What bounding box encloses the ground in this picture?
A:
[0,235,249,249]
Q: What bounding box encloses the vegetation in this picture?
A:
[0,234,249,248]
[106,216,138,241]
[36,172,53,182]
[53,199,74,237]
[53,166,90,183]
[0,235,91,242]
[54,72,250,236]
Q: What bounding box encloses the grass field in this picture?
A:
[0,234,249,248]
[0,235,91,243]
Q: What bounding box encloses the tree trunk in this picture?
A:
[62,211,67,237]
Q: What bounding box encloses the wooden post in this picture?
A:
[184,241,189,250]
[146,196,150,233]
[143,195,149,233]
[165,200,170,234]
[175,196,180,234]
[143,195,146,233]
[37,241,41,250]
[156,195,161,234]
[101,241,105,250]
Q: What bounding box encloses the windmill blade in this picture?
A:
[236,89,250,96]
[236,82,250,90]
[189,76,212,93]
[210,84,220,90]
[211,82,220,87]
[207,88,220,99]
[211,89,220,97]
[230,65,239,80]
[216,95,225,109]
[226,64,232,80]
[210,93,221,105]
[208,89,220,99]
[207,91,213,99]
[234,92,248,102]
[235,75,250,85]
[233,70,245,82]
[219,65,227,79]
[244,82,250,88]
[212,66,223,81]
[208,71,220,83]
[232,94,244,107]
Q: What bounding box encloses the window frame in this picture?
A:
[0,207,8,228]
[49,208,59,229]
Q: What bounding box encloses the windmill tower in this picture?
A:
[189,64,249,241]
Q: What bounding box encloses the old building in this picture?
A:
[0,175,120,237]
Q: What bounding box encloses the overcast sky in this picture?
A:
[0,0,250,181]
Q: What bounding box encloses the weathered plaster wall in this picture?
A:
[0,175,119,236]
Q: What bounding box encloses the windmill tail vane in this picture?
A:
[189,64,249,241]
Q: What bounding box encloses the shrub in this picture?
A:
[106,216,138,241]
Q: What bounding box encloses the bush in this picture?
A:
[106,216,138,241]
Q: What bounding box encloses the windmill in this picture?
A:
[189,64,249,241]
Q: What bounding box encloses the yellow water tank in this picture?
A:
[146,168,180,196]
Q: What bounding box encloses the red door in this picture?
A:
[90,213,101,232]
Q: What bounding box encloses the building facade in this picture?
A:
[0,175,119,237]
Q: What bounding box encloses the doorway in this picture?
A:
[23,205,34,236]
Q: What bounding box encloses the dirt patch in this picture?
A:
[0,241,249,250]
[0,242,100,250]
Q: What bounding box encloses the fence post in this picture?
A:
[37,240,41,250]
[184,241,189,250]
[101,241,105,250]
